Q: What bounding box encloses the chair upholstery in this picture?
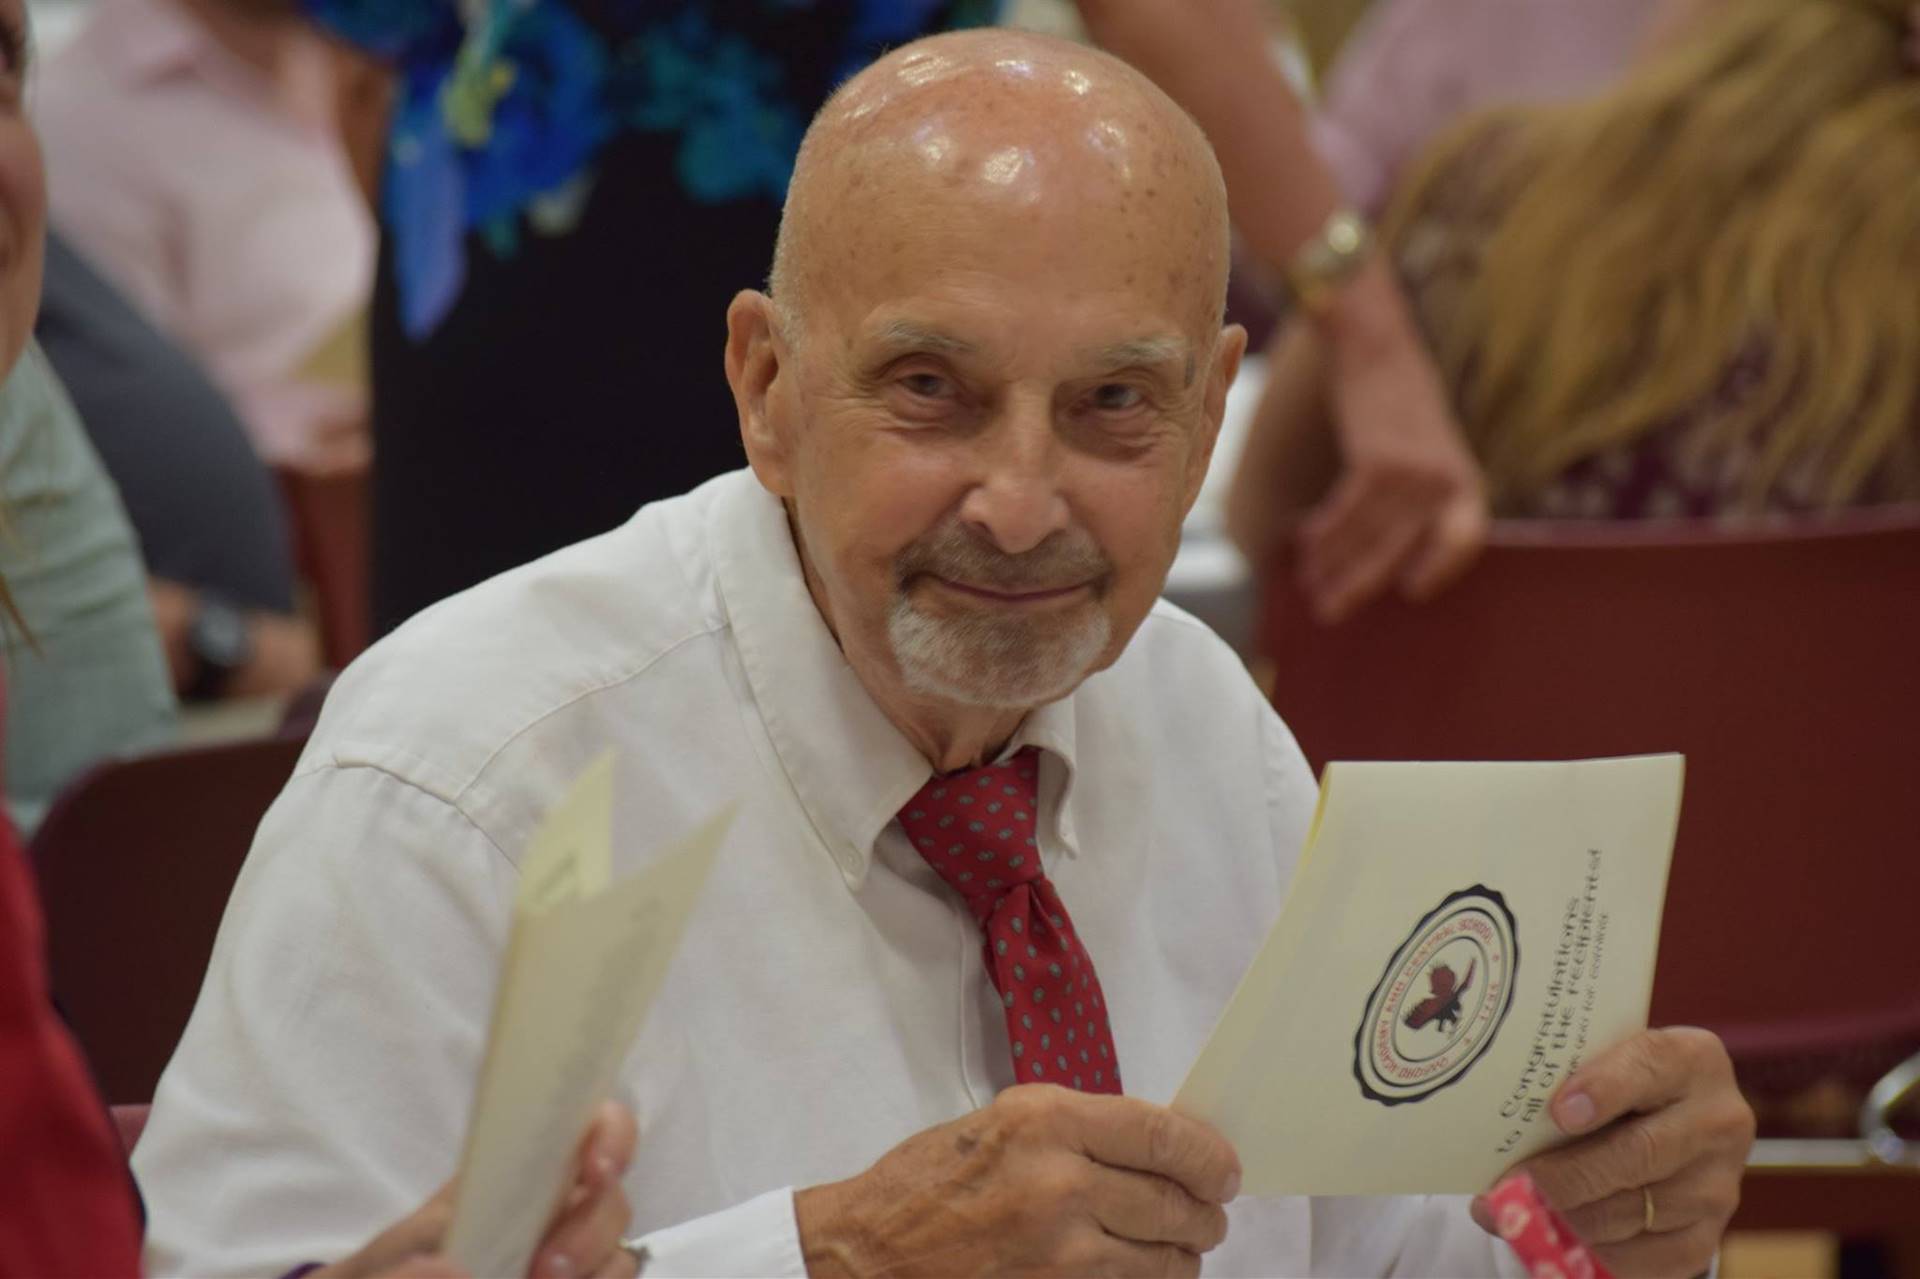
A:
[29,735,307,1104]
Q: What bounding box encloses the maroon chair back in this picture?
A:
[279,467,371,669]
[29,735,306,1104]
[1259,510,1920,1085]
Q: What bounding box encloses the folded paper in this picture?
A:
[444,750,733,1275]
[1175,756,1683,1195]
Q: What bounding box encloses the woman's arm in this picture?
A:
[1076,0,1487,619]
[1225,320,1338,564]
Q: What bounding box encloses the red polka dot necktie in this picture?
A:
[898,746,1122,1094]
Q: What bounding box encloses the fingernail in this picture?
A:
[544,1252,575,1279]
[1224,1168,1242,1201]
[593,1152,618,1180]
[1556,1092,1596,1133]
[1469,1195,1493,1233]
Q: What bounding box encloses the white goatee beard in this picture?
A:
[887,595,1111,710]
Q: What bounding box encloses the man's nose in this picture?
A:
[957,400,1070,556]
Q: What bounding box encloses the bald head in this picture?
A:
[769,30,1231,341]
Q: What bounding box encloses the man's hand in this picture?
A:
[795,1085,1241,1277]
[318,1101,641,1279]
[1301,262,1488,623]
[1472,1028,1756,1278]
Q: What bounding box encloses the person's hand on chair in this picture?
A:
[1305,264,1488,623]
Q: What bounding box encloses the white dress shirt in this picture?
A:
[133,469,1519,1277]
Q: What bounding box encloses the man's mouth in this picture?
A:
[927,576,1095,605]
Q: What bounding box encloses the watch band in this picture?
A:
[1284,208,1374,315]
[183,595,253,702]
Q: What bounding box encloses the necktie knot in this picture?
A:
[897,747,1044,925]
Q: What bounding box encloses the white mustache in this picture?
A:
[896,521,1110,594]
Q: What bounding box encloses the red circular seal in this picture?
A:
[1353,886,1520,1106]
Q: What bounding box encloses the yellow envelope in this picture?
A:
[444,751,733,1275]
[1176,755,1683,1195]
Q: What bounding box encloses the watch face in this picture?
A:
[192,599,252,670]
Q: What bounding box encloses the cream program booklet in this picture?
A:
[443,752,733,1276]
[1175,755,1683,1196]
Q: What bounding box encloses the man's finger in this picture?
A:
[1064,1094,1242,1205]
[1549,1028,1718,1139]
[586,1241,643,1279]
[1089,1237,1202,1279]
[559,1103,640,1213]
[1085,1165,1230,1253]
[1559,1161,1716,1246]
[533,1180,633,1279]
[580,1101,640,1190]
[1517,1098,1712,1213]
[1593,1219,1724,1279]
[381,1259,467,1279]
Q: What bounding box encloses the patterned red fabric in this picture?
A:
[1487,1173,1616,1279]
[898,747,1121,1094]
[0,676,145,1277]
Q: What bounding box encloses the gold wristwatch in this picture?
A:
[1284,209,1374,315]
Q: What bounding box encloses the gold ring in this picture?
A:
[1642,1185,1656,1233]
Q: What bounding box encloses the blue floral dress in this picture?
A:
[308,0,999,632]
[311,0,1000,338]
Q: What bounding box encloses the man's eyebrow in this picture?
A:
[867,320,979,357]
[1087,337,1197,386]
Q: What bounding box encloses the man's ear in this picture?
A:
[725,290,795,497]
[1182,322,1248,512]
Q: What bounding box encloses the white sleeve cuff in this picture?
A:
[633,1187,805,1278]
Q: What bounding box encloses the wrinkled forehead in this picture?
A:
[810,121,1228,341]
[784,45,1230,351]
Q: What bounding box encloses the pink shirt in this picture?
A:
[1311,0,1668,217]
[35,0,374,467]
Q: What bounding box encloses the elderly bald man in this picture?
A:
[134,31,1752,1279]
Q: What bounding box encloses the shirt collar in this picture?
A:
[708,472,1089,892]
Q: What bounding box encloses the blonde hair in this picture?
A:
[1385,0,1920,509]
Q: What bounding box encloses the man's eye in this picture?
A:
[1091,384,1146,412]
[901,373,954,399]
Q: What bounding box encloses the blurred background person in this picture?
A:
[0,1,643,1267]
[33,0,376,476]
[0,343,176,833]
[313,0,1479,637]
[37,231,323,705]
[1230,0,1920,560]
[1311,0,1666,218]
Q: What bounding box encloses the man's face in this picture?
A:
[735,113,1241,712]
